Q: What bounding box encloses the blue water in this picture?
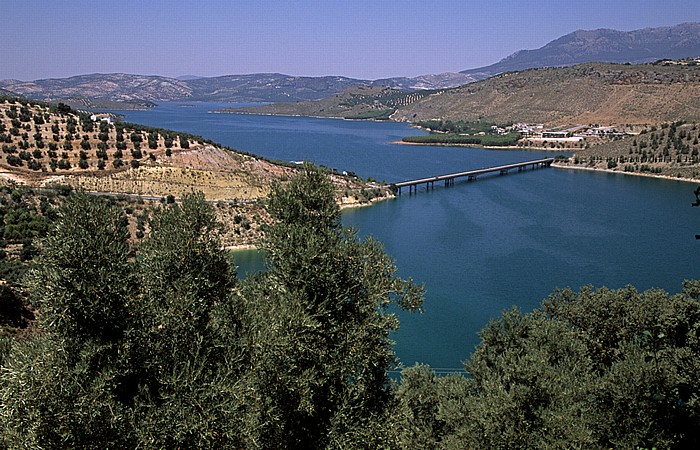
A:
[117,102,700,370]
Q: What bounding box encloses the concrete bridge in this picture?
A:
[394,158,554,195]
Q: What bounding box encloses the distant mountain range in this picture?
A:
[461,22,700,79]
[1,23,699,107]
[0,72,474,106]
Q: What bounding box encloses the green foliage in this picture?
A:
[0,193,246,448]
[127,192,244,448]
[238,165,423,448]
[2,204,50,243]
[1,193,135,448]
[414,119,500,134]
[344,108,394,120]
[393,285,700,449]
[402,132,521,147]
[30,193,132,343]
[392,365,472,448]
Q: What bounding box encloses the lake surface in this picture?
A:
[116,102,700,371]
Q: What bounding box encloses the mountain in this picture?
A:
[0,72,474,106]
[462,22,700,79]
[241,61,700,126]
[0,73,192,102]
[371,72,476,90]
[185,73,368,102]
[394,62,700,126]
[6,23,699,106]
[43,97,157,110]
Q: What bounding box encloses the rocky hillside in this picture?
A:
[0,98,287,198]
[371,72,475,91]
[461,22,700,80]
[393,62,700,126]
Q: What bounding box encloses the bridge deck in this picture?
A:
[394,158,554,193]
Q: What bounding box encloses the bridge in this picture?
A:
[394,158,554,195]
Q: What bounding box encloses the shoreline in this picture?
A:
[223,195,396,252]
[390,140,566,151]
[551,163,700,184]
[212,110,345,120]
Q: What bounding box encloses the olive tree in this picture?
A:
[238,165,423,449]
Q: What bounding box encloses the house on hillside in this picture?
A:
[90,113,113,124]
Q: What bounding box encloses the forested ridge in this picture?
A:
[1,167,699,448]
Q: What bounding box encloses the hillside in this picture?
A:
[371,72,475,91]
[0,73,192,102]
[392,62,700,126]
[222,62,700,127]
[0,99,284,197]
[554,120,700,181]
[0,98,392,247]
[43,97,156,110]
[461,22,700,79]
[219,85,439,119]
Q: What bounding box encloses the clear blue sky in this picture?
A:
[3,0,700,81]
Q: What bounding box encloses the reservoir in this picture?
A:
[117,102,700,371]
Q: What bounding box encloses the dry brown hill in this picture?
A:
[223,62,700,127]
[0,99,293,201]
[0,98,387,202]
[391,62,700,126]
[0,98,392,248]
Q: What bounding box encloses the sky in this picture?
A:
[2,0,700,81]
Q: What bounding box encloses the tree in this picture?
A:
[238,165,423,448]
[127,192,245,448]
[461,308,597,448]
[0,193,247,449]
[0,193,135,448]
[392,284,700,449]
